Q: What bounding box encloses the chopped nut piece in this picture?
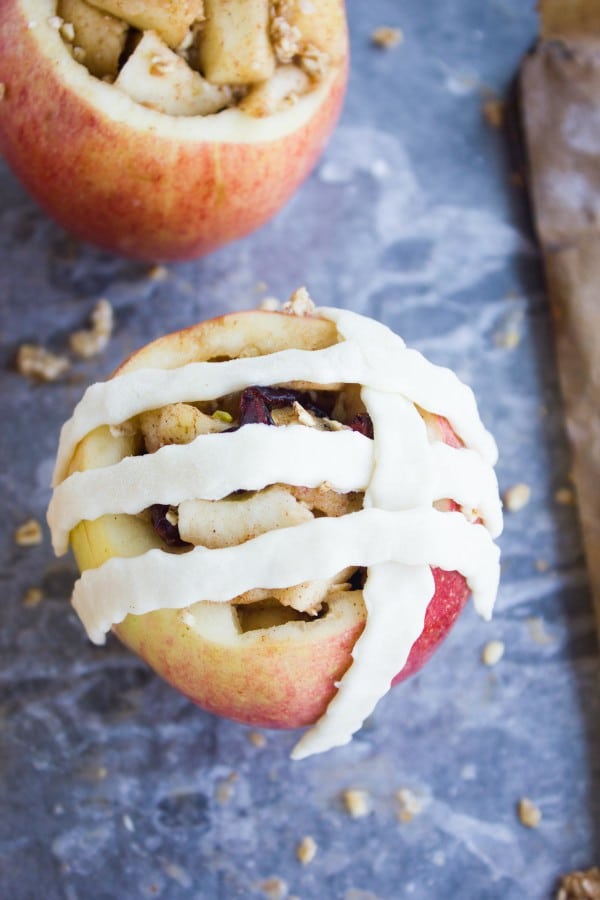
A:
[481,639,505,667]
[282,285,315,316]
[396,787,424,822]
[518,797,541,828]
[296,835,317,864]
[299,43,329,81]
[23,587,43,607]
[503,482,531,512]
[482,98,505,129]
[15,519,43,546]
[248,730,267,748]
[557,868,600,900]
[271,14,302,63]
[260,877,288,900]
[70,299,114,359]
[16,344,70,382]
[371,26,403,49]
[555,487,575,505]
[343,788,370,818]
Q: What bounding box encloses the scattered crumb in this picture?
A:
[343,788,370,818]
[60,21,75,42]
[535,558,549,573]
[503,482,531,512]
[247,731,267,748]
[396,787,424,823]
[482,98,505,129]
[518,797,542,828]
[555,487,575,506]
[215,771,238,805]
[282,286,315,316]
[16,343,70,382]
[296,835,317,865]
[14,518,43,547]
[147,264,168,281]
[556,868,600,900]
[122,814,134,832]
[259,877,288,900]
[526,616,555,646]
[23,587,43,607]
[259,296,281,311]
[371,26,403,49]
[481,639,505,667]
[70,299,114,359]
[494,327,520,349]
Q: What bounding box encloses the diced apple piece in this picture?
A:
[178,486,313,548]
[276,0,346,65]
[85,0,204,49]
[58,0,128,79]
[198,0,275,85]
[139,403,228,453]
[115,31,232,116]
[239,64,309,117]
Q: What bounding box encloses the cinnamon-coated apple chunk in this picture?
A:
[85,0,204,48]
[57,0,127,79]
[47,296,502,748]
[198,0,276,85]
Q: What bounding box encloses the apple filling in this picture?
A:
[52,0,345,117]
[132,382,369,625]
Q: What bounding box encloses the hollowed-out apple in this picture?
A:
[60,306,475,731]
[0,0,348,260]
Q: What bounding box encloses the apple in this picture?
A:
[63,309,473,730]
[0,0,348,261]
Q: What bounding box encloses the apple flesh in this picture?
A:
[64,310,472,730]
[0,0,348,261]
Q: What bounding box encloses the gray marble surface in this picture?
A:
[1,1,599,898]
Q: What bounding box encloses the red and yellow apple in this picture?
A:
[0,0,348,261]
[64,310,472,730]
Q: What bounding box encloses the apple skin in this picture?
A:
[0,2,348,261]
[65,310,471,730]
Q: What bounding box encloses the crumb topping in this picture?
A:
[557,868,600,900]
[17,343,70,382]
[371,26,403,49]
[14,518,43,546]
[70,299,114,359]
[517,797,542,828]
[296,835,317,864]
[481,639,505,667]
[503,482,531,512]
[343,788,370,818]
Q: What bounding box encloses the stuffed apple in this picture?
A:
[47,290,503,758]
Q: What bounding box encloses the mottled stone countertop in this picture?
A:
[1,1,598,898]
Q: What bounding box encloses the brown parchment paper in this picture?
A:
[521,1,600,623]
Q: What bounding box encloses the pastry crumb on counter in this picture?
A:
[259,876,289,899]
[555,487,575,505]
[503,482,531,512]
[47,15,63,29]
[296,835,317,864]
[482,97,505,129]
[494,326,520,349]
[481,639,505,667]
[535,558,549,572]
[147,264,169,281]
[16,343,70,381]
[556,868,600,900]
[396,787,424,822]
[282,286,315,316]
[343,788,371,818]
[247,730,267,748]
[60,21,75,42]
[517,797,542,828]
[14,518,43,547]
[371,26,403,48]
[23,587,43,607]
[70,299,114,359]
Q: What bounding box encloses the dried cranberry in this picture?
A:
[150,504,191,548]
[349,413,374,439]
[238,385,329,426]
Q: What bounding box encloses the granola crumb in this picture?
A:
[271,14,302,64]
[481,639,505,667]
[556,868,600,900]
[259,877,288,900]
[59,20,75,41]
[300,43,329,81]
[282,286,315,317]
[482,98,505,129]
[70,299,114,359]
[343,788,370,818]
[518,797,542,828]
[371,26,403,49]
[16,343,70,382]
[296,835,317,865]
[555,487,575,506]
[23,587,44,607]
[247,730,267,748]
[147,264,169,281]
[503,482,531,512]
[396,787,424,823]
[14,519,43,547]
[494,327,520,349]
[122,814,134,832]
